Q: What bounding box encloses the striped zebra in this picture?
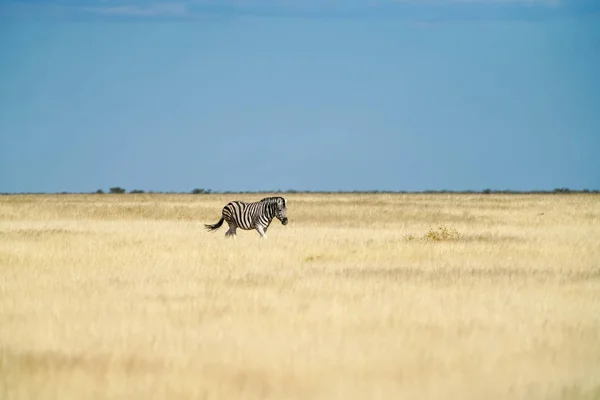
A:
[205,197,288,239]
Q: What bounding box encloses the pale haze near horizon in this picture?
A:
[1,0,599,193]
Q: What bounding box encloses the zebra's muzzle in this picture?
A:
[281,218,288,225]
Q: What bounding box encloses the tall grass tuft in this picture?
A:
[424,225,460,241]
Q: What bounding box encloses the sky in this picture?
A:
[1,0,599,193]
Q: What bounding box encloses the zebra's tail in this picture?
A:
[205,217,225,232]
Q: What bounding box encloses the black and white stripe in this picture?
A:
[205,197,288,239]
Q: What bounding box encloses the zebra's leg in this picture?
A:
[225,221,237,239]
[256,225,267,239]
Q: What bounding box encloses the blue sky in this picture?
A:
[1,0,599,193]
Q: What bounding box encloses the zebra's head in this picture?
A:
[275,197,288,225]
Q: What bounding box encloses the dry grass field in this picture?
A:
[1,193,599,400]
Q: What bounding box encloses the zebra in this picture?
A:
[205,197,288,239]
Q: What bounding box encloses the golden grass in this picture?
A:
[1,193,599,400]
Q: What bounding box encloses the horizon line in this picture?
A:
[1,188,597,195]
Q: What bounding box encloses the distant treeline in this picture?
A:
[2,187,599,195]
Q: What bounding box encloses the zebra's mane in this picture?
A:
[260,196,286,207]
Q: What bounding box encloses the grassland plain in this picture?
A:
[1,193,599,400]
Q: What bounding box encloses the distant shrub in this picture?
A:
[424,226,460,241]
[95,189,104,194]
[482,188,492,194]
[554,188,570,193]
[191,188,211,194]
[130,189,145,194]
[109,187,126,194]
